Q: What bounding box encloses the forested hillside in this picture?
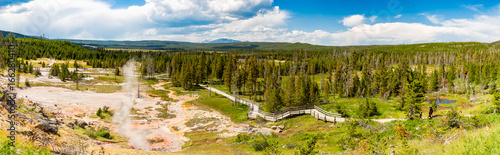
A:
[2,33,500,154]
[2,35,500,115]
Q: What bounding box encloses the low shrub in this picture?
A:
[235,133,251,143]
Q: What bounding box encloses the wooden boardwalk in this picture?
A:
[200,85,345,123]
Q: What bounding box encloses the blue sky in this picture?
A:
[1,0,500,45]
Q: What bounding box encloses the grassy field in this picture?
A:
[180,111,500,154]
[154,81,249,123]
[184,85,249,123]
[210,79,406,119]
[25,58,93,68]
[182,131,259,155]
[91,75,125,84]
[319,97,406,119]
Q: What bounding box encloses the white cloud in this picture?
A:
[2,0,500,46]
[369,16,377,22]
[197,12,500,46]
[0,0,273,39]
[462,4,483,12]
[211,6,288,33]
[273,12,500,45]
[394,14,402,18]
[342,14,366,27]
[144,0,273,24]
[419,13,440,24]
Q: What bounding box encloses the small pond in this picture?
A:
[426,98,456,106]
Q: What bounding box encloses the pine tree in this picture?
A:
[74,60,79,69]
[368,99,379,116]
[266,87,282,113]
[50,64,60,77]
[170,53,182,87]
[489,84,497,95]
[349,74,360,98]
[494,91,500,113]
[323,80,330,102]
[404,73,425,120]
[215,56,225,79]
[97,108,102,118]
[308,78,319,105]
[180,61,194,90]
[59,63,70,81]
[447,64,456,93]
[295,75,307,106]
[419,65,428,94]
[247,57,259,100]
[34,69,41,77]
[114,66,120,82]
[146,55,155,78]
[23,61,28,73]
[388,69,401,97]
[238,58,248,96]
[196,51,206,85]
[429,70,439,92]
[28,62,33,73]
[377,60,388,97]
[357,99,379,118]
[25,79,30,87]
[360,65,370,98]
[430,98,438,118]
[223,54,235,92]
[334,63,344,98]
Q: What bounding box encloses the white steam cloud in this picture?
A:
[112,60,149,150]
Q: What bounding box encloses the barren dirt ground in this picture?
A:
[13,78,273,153]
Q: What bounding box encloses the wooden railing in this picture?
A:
[201,85,344,122]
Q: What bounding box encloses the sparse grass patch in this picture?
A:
[182,131,255,154]
[75,113,86,118]
[319,98,405,119]
[92,75,125,83]
[147,89,177,101]
[162,82,200,96]
[188,87,249,123]
[185,117,218,127]
[32,82,122,93]
[156,103,175,119]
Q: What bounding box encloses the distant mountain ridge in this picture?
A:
[0,30,45,39]
[2,29,499,52]
[202,38,248,43]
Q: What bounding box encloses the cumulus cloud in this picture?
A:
[210,6,288,33]
[342,14,366,27]
[0,0,274,39]
[2,0,500,46]
[144,0,273,26]
[272,12,500,46]
[394,14,402,18]
[204,11,500,46]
